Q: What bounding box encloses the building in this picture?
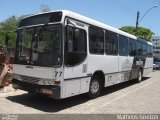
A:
[152,36,160,60]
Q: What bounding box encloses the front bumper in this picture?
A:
[12,79,61,99]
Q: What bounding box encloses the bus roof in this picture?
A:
[63,10,137,39]
[21,10,152,45]
[21,10,136,39]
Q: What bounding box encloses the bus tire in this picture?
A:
[136,69,142,83]
[87,75,102,99]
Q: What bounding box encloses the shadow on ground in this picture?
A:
[6,77,150,113]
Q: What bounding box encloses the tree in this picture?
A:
[119,26,154,41]
[0,26,6,45]
[40,4,50,13]
[0,16,23,48]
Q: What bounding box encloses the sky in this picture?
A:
[0,0,160,35]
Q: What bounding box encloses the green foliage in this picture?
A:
[0,28,5,44]
[119,26,154,41]
[0,16,23,48]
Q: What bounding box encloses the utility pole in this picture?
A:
[135,11,140,35]
[135,5,158,35]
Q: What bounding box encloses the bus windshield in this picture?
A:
[15,24,62,67]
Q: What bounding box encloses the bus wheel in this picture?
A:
[87,75,102,99]
[136,69,142,83]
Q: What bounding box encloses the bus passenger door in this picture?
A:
[63,19,89,98]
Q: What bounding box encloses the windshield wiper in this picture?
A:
[29,23,49,64]
[37,23,48,36]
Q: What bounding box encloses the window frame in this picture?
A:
[118,34,129,56]
[105,30,118,55]
[128,38,136,57]
[136,41,143,56]
[64,25,87,67]
[89,26,105,55]
[147,45,153,58]
[15,24,63,68]
[142,43,147,57]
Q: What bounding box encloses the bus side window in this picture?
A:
[66,26,74,52]
[136,41,142,56]
[65,26,87,66]
[129,39,136,56]
[147,45,153,58]
[142,43,147,57]
[89,26,104,55]
[105,30,118,55]
[119,35,128,56]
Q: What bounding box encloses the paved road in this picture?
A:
[0,70,160,114]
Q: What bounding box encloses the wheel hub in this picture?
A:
[90,79,99,94]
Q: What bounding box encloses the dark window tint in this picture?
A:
[105,30,118,55]
[129,39,136,56]
[142,43,147,56]
[89,26,104,54]
[19,12,62,27]
[65,26,87,66]
[147,45,153,58]
[15,25,62,67]
[150,46,153,57]
[119,35,128,56]
[136,41,142,56]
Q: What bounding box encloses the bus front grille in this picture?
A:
[21,76,40,84]
[14,74,41,84]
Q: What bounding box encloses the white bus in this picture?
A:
[12,10,153,99]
